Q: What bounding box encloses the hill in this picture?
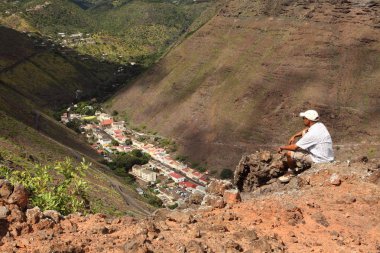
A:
[109,0,380,171]
[0,0,215,66]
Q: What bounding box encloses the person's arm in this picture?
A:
[288,127,309,144]
[278,144,299,153]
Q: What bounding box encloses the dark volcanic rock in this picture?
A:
[234,150,313,192]
[234,151,290,192]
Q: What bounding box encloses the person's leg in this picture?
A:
[285,151,296,172]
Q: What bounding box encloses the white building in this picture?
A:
[98,136,112,146]
[169,172,185,183]
[131,165,157,183]
[112,121,125,130]
[97,113,112,122]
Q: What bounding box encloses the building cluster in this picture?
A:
[56,32,95,48]
[60,106,210,207]
[25,1,51,12]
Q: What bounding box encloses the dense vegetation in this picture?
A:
[0,158,89,215]
[109,149,151,171]
[0,0,213,66]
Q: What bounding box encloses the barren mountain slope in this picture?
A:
[109,0,380,170]
[1,159,379,252]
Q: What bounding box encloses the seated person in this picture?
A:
[277,109,334,183]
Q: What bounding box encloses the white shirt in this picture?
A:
[296,122,334,163]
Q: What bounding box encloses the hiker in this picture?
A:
[277,109,334,183]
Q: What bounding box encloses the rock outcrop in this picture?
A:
[233,151,311,192]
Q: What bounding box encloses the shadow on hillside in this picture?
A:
[0,26,147,161]
[0,26,146,108]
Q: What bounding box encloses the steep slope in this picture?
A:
[0,27,153,216]
[1,159,379,252]
[109,0,380,170]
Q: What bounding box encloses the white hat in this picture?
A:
[299,110,319,121]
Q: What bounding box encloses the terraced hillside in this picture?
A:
[109,0,380,171]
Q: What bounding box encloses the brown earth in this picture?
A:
[109,0,380,171]
[1,159,379,252]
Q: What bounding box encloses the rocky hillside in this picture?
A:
[109,0,380,171]
[1,154,379,252]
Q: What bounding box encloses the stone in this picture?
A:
[124,233,148,253]
[0,180,14,199]
[259,151,272,162]
[0,205,10,219]
[224,240,243,253]
[311,212,329,227]
[188,192,204,205]
[223,189,241,205]
[335,195,356,205]
[7,185,29,210]
[206,180,234,196]
[91,226,109,235]
[7,207,26,223]
[221,211,238,221]
[165,211,196,224]
[185,240,209,253]
[26,207,43,224]
[284,204,304,226]
[201,194,225,209]
[43,210,62,223]
[329,173,341,186]
[234,152,291,192]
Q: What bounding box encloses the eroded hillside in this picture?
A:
[109,0,380,171]
[1,157,379,252]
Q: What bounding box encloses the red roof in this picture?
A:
[179,181,197,189]
[114,129,122,134]
[169,172,184,179]
[192,171,203,178]
[101,119,113,126]
[200,175,208,181]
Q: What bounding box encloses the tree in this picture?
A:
[111,139,119,146]
[112,149,150,171]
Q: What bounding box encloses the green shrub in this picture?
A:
[111,149,150,171]
[0,158,89,215]
[65,119,82,133]
[167,203,178,210]
[220,168,233,179]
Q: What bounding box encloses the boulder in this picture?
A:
[223,189,241,205]
[124,233,149,253]
[201,194,225,209]
[43,210,63,223]
[234,151,291,192]
[26,207,43,224]
[165,211,196,224]
[188,192,204,205]
[206,180,234,196]
[329,173,341,186]
[0,205,10,220]
[7,184,29,210]
[0,180,13,199]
